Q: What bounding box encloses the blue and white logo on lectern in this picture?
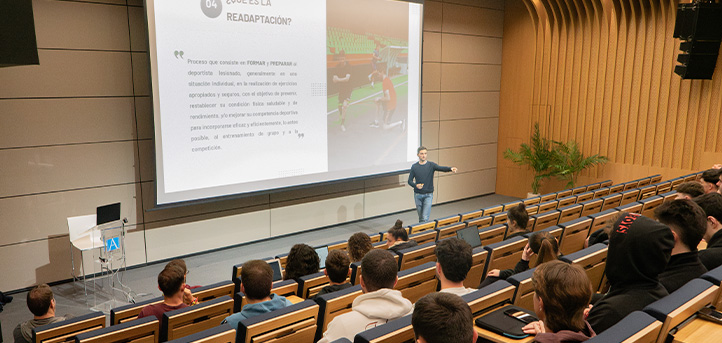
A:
[106,237,120,252]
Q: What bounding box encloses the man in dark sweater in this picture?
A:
[694,193,722,270]
[407,146,457,222]
[586,213,674,334]
[655,200,708,293]
[313,250,353,299]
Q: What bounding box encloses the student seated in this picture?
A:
[585,212,624,249]
[313,250,353,299]
[586,213,674,334]
[480,231,560,288]
[694,193,722,270]
[655,199,708,293]
[138,265,188,321]
[13,284,72,343]
[521,260,595,342]
[675,181,705,200]
[318,249,413,343]
[412,293,478,343]
[166,259,199,306]
[506,203,530,238]
[348,232,373,263]
[283,244,320,281]
[223,260,293,328]
[387,220,417,254]
[700,168,722,194]
[435,238,476,296]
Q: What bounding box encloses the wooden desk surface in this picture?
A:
[474,305,535,343]
[673,317,722,343]
[287,295,304,304]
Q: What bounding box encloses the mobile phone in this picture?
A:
[504,309,537,324]
[697,307,722,323]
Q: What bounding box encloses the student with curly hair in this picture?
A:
[283,244,320,281]
[348,232,373,263]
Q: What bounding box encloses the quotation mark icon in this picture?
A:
[174,50,184,59]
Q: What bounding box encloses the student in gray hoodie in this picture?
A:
[223,260,293,329]
[13,284,72,343]
[318,249,413,343]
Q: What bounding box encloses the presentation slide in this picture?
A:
[147,0,422,205]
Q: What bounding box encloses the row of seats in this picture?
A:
[31,172,702,343]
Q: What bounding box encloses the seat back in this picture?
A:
[575,191,594,204]
[557,204,583,224]
[620,189,642,205]
[523,197,541,206]
[588,209,620,235]
[482,205,503,216]
[556,189,573,199]
[110,296,163,325]
[483,236,528,274]
[642,279,719,343]
[615,201,643,215]
[237,300,319,343]
[558,217,593,255]
[34,312,106,343]
[162,296,234,342]
[640,196,664,219]
[585,311,662,343]
[556,195,577,208]
[194,280,235,303]
[579,198,604,217]
[435,214,461,228]
[74,316,158,343]
[459,209,484,222]
[560,243,608,291]
[539,193,557,203]
[571,186,588,195]
[409,221,435,234]
[350,261,362,285]
[586,182,602,192]
[501,201,521,211]
[623,180,640,191]
[660,191,678,204]
[638,185,657,200]
[649,174,662,184]
[531,210,560,232]
[395,262,438,303]
[593,187,610,199]
[464,247,489,289]
[525,205,539,216]
[298,272,329,298]
[434,222,466,241]
[491,211,508,225]
[537,200,559,213]
[353,314,413,343]
[462,281,516,315]
[507,268,536,312]
[701,264,722,309]
[397,242,437,271]
[234,280,297,313]
[608,184,625,194]
[478,224,506,246]
[670,178,685,190]
[683,173,698,182]
[408,229,438,245]
[327,240,348,252]
[654,182,672,195]
[314,285,363,340]
[600,193,623,211]
[164,325,235,343]
[466,216,492,229]
[599,180,613,188]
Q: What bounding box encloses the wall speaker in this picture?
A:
[0,0,39,67]
[673,1,722,80]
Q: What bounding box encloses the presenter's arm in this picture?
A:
[433,162,457,173]
[408,168,417,188]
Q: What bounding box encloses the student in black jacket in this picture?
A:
[586,213,674,334]
[387,220,418,254]
[694,193,722,270]
[313,250,353,299]
[655,199,708,293]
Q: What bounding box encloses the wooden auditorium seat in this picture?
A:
[600,193,623,211]
[556,195,577,208]
[463,281,516,316]
[539,193,557,203]
[660,190,677,203]
[394,262,438,303]
[193,280,235,303]
[236,300,319,343]
[571,185,588,195]
[592,187,610,199]
[638,184,657,200]
[615,201,643,215]
[501,201,521,211]
[481,204,503,216]
[599,180,613,188]
[434,221,466,241]
[555,189,573,199]
[313,285,363,340]
[620,188,642,206]
[110,296,163,325]
[639,195,664,219]
[575,191,594,203]
[354,314,413,343]
[408,229,438,245]
[434,214,460,228]
[649,174,662,184]
[478,224,506,246]
[537,200,559,213]
[465,215,492,229]
[579,198,604,217]
[557,203,583,224]
[161,296,234,342]
[588,209,620,235]
[507,268,536,312]
[608,184,625,194]
[560,243,608,292]
[483,236,528,273]
[459,209,484,222]
[557,217,593,256]
[408,221,435,234]
[490,211,508,225]
[397,242,436,271]
[33,312,105,343]
[298,272,329,299]
[164,325,235,343]
[464,247,489,289]
[585,311,662,343]
[530,210,560,232]
[522,197,541,206]
[74,316,158,343]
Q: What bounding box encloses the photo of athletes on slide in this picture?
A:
[326,0,411,171]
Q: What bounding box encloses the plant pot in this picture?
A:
[527,192,540,198]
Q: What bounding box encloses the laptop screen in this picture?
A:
[97,203,121,226]
[315,245,329,269]
[456,225,482,248]
[267,259,283,282]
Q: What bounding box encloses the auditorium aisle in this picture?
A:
[0,193,516,340]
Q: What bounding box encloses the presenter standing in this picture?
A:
[408,146,457,223]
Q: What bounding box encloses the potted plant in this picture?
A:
[551,140,609,189]
[503,123,557,197]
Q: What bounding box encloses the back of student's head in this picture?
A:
[654,199,707,250]
[434,238,472,283]
[166,259,188,276]
[529,231,559,267]
[348,232,373,263]
[326,250,350,283]
[508,203,529,230]
[532,260,591,333]
[701,169,722,192]
[27,284,54,317]
[361,249,398,292]
[693,192,722,223]
[676,181,705,199]
[387,219,408,241]
[284,244,320,280]
[241,260,273,300]
[412,292,474,343]
[158,265,185,297]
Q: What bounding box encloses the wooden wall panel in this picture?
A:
[497,0,722,198]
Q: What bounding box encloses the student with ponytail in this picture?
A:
[480,231,560,287]
[387,219,418,254]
